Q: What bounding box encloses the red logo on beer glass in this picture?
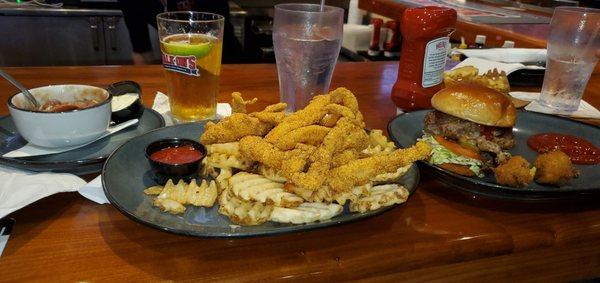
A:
[162,53,200,76]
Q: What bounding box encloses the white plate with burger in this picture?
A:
[388,83,600,201]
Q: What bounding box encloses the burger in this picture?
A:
[420,83,517,177]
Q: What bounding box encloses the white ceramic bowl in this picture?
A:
[7,85,112,148]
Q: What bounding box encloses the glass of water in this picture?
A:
[273,3,344,112]
[539,7,600,112]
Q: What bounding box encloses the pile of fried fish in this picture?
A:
[145,88,431,225]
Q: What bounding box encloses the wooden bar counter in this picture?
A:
[359,0,550,48]
[0,62,599,281]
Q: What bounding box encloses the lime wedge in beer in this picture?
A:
[162,34,212,59]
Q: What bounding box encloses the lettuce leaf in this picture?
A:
[419,134,483,177]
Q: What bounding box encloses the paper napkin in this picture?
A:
[77,92,232,204]
[78,175,108,204]
[456,48,547,64]
[453,57,545,76]
[152,92,232,126]
[510,91,600,119]
[0,165,86,219]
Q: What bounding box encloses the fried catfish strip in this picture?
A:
[288,118,368,190]
[201,113,273,144]
[328,141,431,192]
[271,125,331,150]
[201,97,287,144]
[330,87,359,108]
[319,113,341,127]
[231,92,257,114]
[329,87,364,126]
[265,94,332,143]
[265,87,364,144]
[241,118,369,190]
[331,149,360,168]
[239,136,309,174]
[249,103,287,125]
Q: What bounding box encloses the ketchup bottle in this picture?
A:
[391,6,457,112]
[383,20,401,58]
[368,18,383,57]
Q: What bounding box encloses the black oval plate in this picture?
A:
[388,110,600,201]
[102,122,420,237]
[0,108,164,175]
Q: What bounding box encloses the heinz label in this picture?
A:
[421,37,449,88]
[162,53,199,76]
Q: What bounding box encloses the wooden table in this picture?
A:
[359,0,550,48]
[1,63,600,281]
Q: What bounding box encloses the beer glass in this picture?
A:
[157,12,224,122]
[539,7,600,112]
[273,4,344,112]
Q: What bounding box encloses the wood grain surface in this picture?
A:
[359,0,549,48]
[0,62,599,282]
[359,0,600,76]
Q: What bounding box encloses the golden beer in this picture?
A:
[157,12,224,122]
[161,33,222,121]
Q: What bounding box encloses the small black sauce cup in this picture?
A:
[145,138,207,185]
[107,80,144,124]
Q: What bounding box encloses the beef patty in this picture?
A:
[424,110,515,164]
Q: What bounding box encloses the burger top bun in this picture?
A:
[431,82,516,127]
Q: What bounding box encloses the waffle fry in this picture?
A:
[215,167,233,193]
[371,164,411,183]
[257,164,287,183]
[284,182,371,204]
[218,189,274,225]
[368,129,396,151]
[154,198,187,214]
[270,202,343,224]
[349,184,410,213]
[230,172,303,207]
[205,152,254,170]
[206,142,241,157]
[145,179,218,214]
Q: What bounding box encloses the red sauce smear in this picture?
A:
[527,133,600,165]
[480,125,494,140]
[150,145,203,165]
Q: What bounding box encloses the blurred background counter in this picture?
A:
[0,0,350,66]
[360,0,596,49]
[1,0,598,67]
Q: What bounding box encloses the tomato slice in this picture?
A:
[434,136,483,161]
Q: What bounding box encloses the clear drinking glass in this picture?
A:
[539,7,600,112]
[157,12,224,122]
[273,4,344,112]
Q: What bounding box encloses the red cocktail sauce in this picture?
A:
[527,133,600,165]
[150,145,203,165]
